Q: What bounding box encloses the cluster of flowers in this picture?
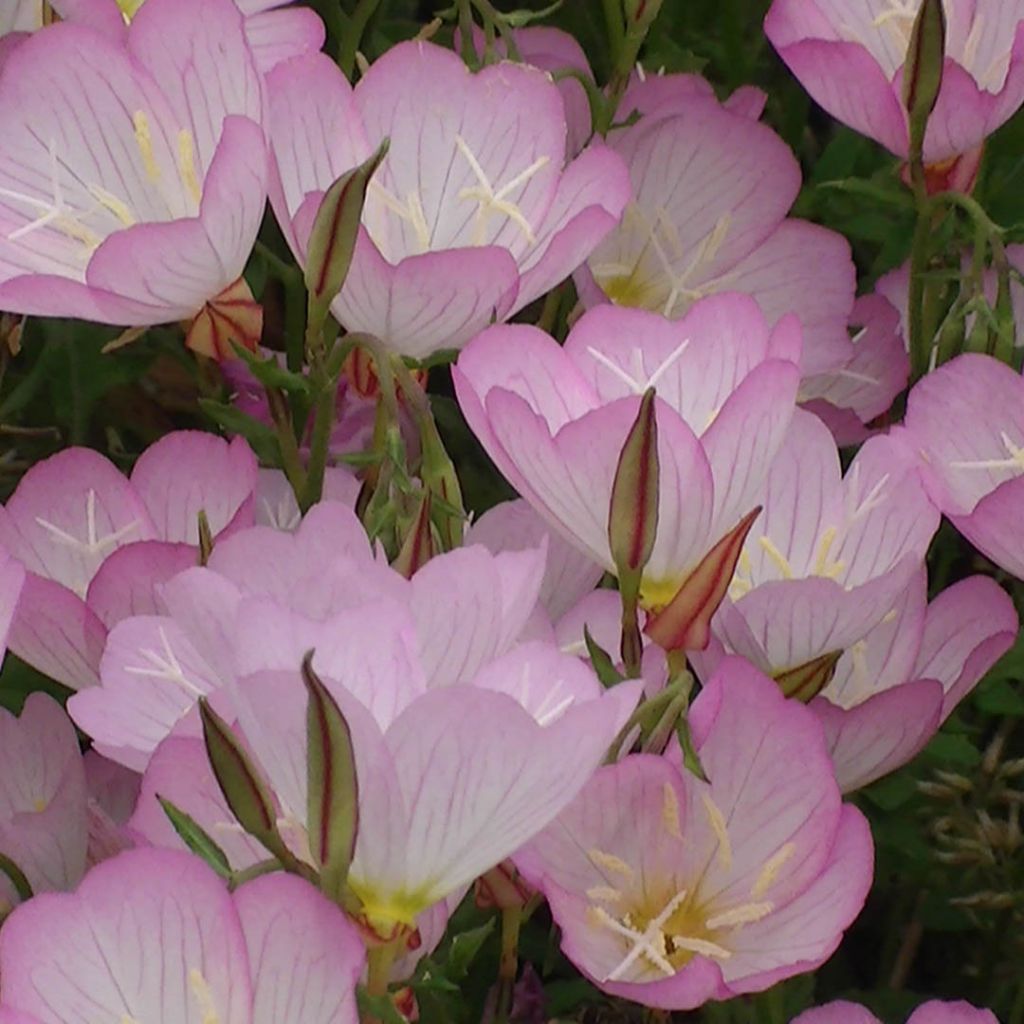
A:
[0,0,1022,1020]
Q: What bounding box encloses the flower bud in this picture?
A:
[902,0,946,152]
[774,650,842,703]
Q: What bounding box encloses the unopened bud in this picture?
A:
[774,650,842,703]
[392,491,437,579]
[902,0,946,153]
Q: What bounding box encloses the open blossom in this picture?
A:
[0,694,88,910]
[266,41,630,359]
[811,569,1015,791]
[0,0,268,358]
[51,0,325,73]
[514,658,872,1009]
[0,848,365,1024]
[69,501,549,768]
[901,353,1024,580]
[765,0,1024,177]
[697,410,939,686]
[792,999,999,1023]
[0,432,257,690]
[455,295,802,650]
[576,90,856,378]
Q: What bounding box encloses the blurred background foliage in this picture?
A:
[1,1,1023,1021]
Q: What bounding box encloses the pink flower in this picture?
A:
[0,432,258,689]
[618,66,769,123]
[0,546,24,661]
[700,410,939,684]
[82,750,140,864]
[513,658,872,1009]
[266,41,631,359]
[0,847,365,1024]
[765,0,1024,168]
[0,0,268,358]
[800,292,910,445]
[455,295,802,650]
[901,352,1024,580]
[51,0,324,72]
[793,999,999,1024]
[812,569,1016,791]
[0,694,88,909]
[576,91,856,378]
[70,501,550,767]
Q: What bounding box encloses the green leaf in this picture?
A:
[198,399,280,464]
[584,626,625,688]
[355,989,406,1024]
[230,342,310,396]
[0,852,33,903]
[975,679,1024,716]
[302,653,359,900]
[443,918,496,981]
[157,796,233,879]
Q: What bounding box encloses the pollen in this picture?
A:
[188,968,221,1024]
[661,782,683,840]
[133,111,160,184]
[588,848,636,879]
[758,535,793,580]
[812,526,845,581]
[751,842,796,898]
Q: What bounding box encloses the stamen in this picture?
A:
[177,129,202,205]
[586,885,624,903]
[700,792,732,871]
[758,536,793,579]
[588,849,635,879]
[133,111,160,183]
[813,526,845,580]
[87,184,137,227]
[662,781,683,840]
[705,900,774,929]
[188,968,221,1024]
[751,842,796,898]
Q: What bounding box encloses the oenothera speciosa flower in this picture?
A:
[70,502,550,768]
[265,41,630,359]
[700,410,939,685]
[0,432,258,690]
[50,0,324,73]
[0,848,365,1024]
[809,569,1015,791]
[130,636,639,943]
[902,353,1024,580]
[454,295,802,651]
[0,0,268,358]
[765,0,1024,183]
[0,694,88,910]
[513,659,872,1009]
[577,90,856,378]
[793,999,999,1024]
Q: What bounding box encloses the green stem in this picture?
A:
[266,385,307,501]
[494,906,523,1024]
[338,0,383,79]
[602,0,625,73]
[229,858,286,890]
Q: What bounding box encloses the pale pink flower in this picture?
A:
[455,295,802,650]
[0,0,268,358]
[792,999,999,1024]
[71,501,549,768]
[0,546,24,660]
[0,694,88,909]
[902,352,1024,580]
[514,658,872,1009]
[766,0,1024,172]
[266,41,630,359]
[577,91,855,378]
[811,569,1016,791]
[82,750,140,863]
[0,432,257,689]
[0,847,365,1024]
[800,292,910,445]
[700,410,939,682]
[618,66,769,122]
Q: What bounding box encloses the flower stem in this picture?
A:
[493,906,523,1024]
[338,0,382,79]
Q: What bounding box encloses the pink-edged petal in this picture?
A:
[47,0,125,35]
[513,143,631,310]
[244,7,326,74]
[763,33,908,155]
[950,477,1024,581]
[466,499,603,620]
[712,220,855,377]
[6,573,106,689]
[0,848,252,1024]
[130,734,266,870]
[130,432,258,544]
[332,235,520,358]
[410,545,544,688]
[791,1002,880,1024]
[85,540,196,629]
[0,693,88,894]
[907,1001,1000,1024]
[913,575,1018,718]
[234,872,364,1024]
[0,448,155,597]
[70,615,224,770]
[812,682,944,792]
[721,805,872,993]
[0,548,24,655]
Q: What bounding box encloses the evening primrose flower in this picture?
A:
[0,0,268,358]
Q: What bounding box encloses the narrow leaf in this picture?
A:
[584,625,626,687]
[157,795,232,879]
[0,853,33,903]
